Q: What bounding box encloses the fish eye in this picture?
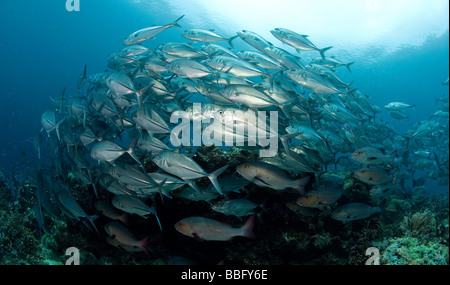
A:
[336,211,341,214]
[357,151,362,154]
[244,164,249,168]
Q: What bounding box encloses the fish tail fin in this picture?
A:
[267,70,282,88]
[319,46,333,59]
[279,132,300,155]
[55,117,67,141]
[172,15,185,28]
[154,212,163,232]
[157,178,168,203]
[387,150,397,167]
[208,165,229,195]
[139,236,150,255]
[391,169,400,185]
[346,62,355,73]
[87,168,99,198]
[227,35,238,48]
[88,215,99,233]
[127,138,143,166]
[136,83,153,109]
[240,215,256,239]
[373,206,383,214]
[278,105,292,119]
[186,180,201,193]
[295,176,310,195]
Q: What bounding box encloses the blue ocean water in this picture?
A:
[0,0,448,193]
[0,0,448,267]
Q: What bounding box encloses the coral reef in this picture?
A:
[400,210,436,239]
[0,206,41,265]
[0,147,448,265]
[381,237,449,265]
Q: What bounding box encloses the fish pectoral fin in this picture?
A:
[253,176,270,187]
[192,233,203,242]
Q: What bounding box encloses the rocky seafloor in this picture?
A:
[0,146,448,265]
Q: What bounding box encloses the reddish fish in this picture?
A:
[296,186,342,208]
[95,200,129,225]
[174,215,255,241]
[106,236,145,253]
[353,167,391,185]
[104,222,149,254]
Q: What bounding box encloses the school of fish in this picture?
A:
[30,15,449,258]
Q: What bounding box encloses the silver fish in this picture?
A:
[111,194,162,230]
[271,28,333,59]
[384,102,415,111]
[153,151,229,195]
[167,59,212,78]
[237,50,284,70]
[286,69,343,94]
[263,46,305,70]
[57,190,98,232]
[90,139,141,166]
[124,15,184,45]
[160,42,208,59]
[40,110,65,140]
[201,43,239,58]
[236,30,272,53]
[182,29,237,47]
[311,56,354,72]
[205,56,268,78]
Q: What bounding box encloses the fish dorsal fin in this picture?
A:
[150,109,169,128]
